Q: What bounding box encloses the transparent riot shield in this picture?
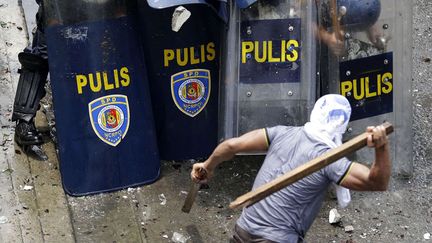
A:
[319,0,413,176]
[43,0,160,195]
[219,0,318,142]
[137,1,226,160]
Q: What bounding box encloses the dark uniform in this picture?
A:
[12,0,49,160]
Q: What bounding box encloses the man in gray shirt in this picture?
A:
[191,94,390,242]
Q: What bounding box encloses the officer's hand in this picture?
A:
[366,125,388,149]
[319,28,346,57]
[191,162,213,184]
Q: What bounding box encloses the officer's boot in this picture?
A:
[12,52,49,160]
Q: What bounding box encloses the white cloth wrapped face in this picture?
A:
[304,94,352,208]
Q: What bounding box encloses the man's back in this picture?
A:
[237,126,352,242]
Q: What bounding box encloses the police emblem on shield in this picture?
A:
[171,69,211,117]
[88,95,130,146]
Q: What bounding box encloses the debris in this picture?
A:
[329,208,342,224]
[20,185,33,191]
[172,232,189,243]
[122,195,128,199]
[180,190,188,195]
[171,6,191,32]
[344,225,354,233]
[172,163,182,170]
[162,234,169,239]
[0,21,7,28]
[159,194,167,205]
[0,216,8,224]
[424,233,431,240]
[127,187,135,192]
[424,57,431,63]
[2,168,13,174]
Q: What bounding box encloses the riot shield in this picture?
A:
[44,0,160,195]
[138,1,226,160]
[219,0,318,142]
[319,0,413,175]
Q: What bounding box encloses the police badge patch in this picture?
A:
[171,69,211,117]
[88,95,130,146]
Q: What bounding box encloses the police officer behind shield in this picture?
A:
[12,0,130,160]
[12,0,49,160]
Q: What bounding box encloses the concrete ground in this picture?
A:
[0,0,431,242]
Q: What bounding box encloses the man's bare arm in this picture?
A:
[191,129,269,183]
[340,125,391,191]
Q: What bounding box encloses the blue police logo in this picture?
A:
[171,69,211,117]
[88,95,130,146]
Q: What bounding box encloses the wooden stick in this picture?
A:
[182,168,206,213]
[330,0,344,41]
[229,122,394,209]
[181,182,201,213]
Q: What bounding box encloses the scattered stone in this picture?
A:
[0,21,7,28]
[344,225,354,233]
[217,204,224,209]
[424,233,431,240]
[329,208,342,224]
[122,195,128,199]
[424,57,431,63]
[44,209,49,213]
[172,232,189,243]
[172,6,191,32]
[0,216,8,224]
[20,185,33,191]
[159,194,167,205]
[162,234,168,239]
[17,26,22,31]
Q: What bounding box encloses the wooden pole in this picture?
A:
[229,122,394,209]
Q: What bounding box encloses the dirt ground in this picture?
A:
[0,0,431,243]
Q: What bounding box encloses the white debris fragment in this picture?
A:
[180,191,188,195]
[122,195,128,199]
[20,185,33,191]
[162,234,169,239]
[424,233,431,240]
[127,187,135,192]
[344,225,354,233]
[171,6,191,32]
[172,232,189,243]
[328,208,341,224]
[0,216,8,224]
[159,194,167,205]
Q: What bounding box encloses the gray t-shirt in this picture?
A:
[237,126,352,242]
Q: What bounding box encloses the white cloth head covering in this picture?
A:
[304,94,352,208]
[304,94,352,148]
